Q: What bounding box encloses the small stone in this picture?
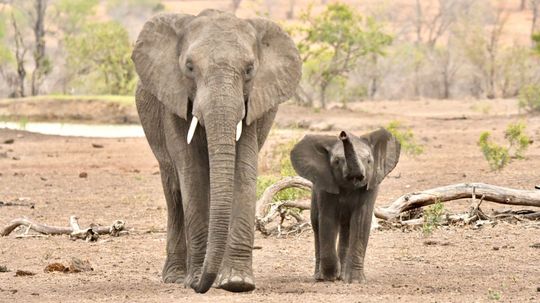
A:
[0,265,9,272]
[530,243,540,249]
[15,270,35,277]
[44,263,67,273]
[79,172,88,178]
[91,143,104,148]
[12,156,20,161]
[40,176,47,181]
[492,246,500,251]
[3,139,14,144]
[68,258,93,273]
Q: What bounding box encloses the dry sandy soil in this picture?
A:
[0,99,539,302]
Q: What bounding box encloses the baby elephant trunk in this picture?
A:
[339,131,364,180]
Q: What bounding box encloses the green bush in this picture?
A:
[504,121,530,159]
[478,121,530,171]
[422,200,445,236]
[256,139,310,203]
[478,132,510,171]
[518,84,540,113]
[385,121,424,155]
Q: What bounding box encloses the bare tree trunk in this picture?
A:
[413,0,423,98]
[11,11,27,98]
[286,0,295,19]
[532,0,539,40]
[30,0,47,96]
[320,82,327,109]
[230,0,242,14]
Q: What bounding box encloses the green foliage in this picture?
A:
[422,200,445,236]
[518,84,540,113]
[256,139,309,203]
[533,32,540,55]
[0,12,14,66]
[292,3,392,107]
[504,121,530,159]
[478,121,530,171]
[478,132,510,171]
[52,0,99,34]
[65,21,136,95]
[385,121,424,155]
[487,289,501,301]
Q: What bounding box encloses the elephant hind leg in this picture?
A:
[160,163,188,284]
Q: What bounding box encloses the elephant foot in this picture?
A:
[318,261,340,281]
[342,269,366,284]
[216,267,255,292]
[162,258,186,284]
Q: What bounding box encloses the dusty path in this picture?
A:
[1,99,539,302]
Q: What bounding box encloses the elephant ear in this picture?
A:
[132,13,194,120]
[246,18,302,125]
[362,128,401,190]
[290,135,339,194]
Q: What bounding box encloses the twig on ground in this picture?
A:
[1,216,126,241]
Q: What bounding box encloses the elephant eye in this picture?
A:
[185,60,194,73]
[245,63,254,79]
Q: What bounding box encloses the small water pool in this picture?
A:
[0,121,145,138]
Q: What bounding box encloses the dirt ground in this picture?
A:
[0,99,539,302]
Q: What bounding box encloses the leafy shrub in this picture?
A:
[422,200,445,236]
[518,84,540,113]
[478,121,530,171]
[478,132,510,171]
[256,139,310,202]
[385,121,424,155]
[504,121,530,159]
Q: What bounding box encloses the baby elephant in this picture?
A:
[290,128,400,283]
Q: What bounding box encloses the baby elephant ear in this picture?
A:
[132,13,194,121]
[290,135,340,194]
[363,128,401,189]
[246,18,302,125]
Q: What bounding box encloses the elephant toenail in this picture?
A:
[230,276,242,283]
[244,276,254,285]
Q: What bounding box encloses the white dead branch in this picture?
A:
[1,216,126,241]
[374,182,540,220]
[255,178,540,234]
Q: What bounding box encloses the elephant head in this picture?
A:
[290,128,400,194]
[131,10,301,293]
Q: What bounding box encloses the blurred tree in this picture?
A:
[292,3,392,108]
[65,21,136,95]
[9,7,29,97]
[106,0,164,39]
[231,0,242,14]
[51,0,98,35]
[29,0,49,96]
[0,10,15,95]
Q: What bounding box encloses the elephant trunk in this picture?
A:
[339,131,364,179]
[193,83,243,294]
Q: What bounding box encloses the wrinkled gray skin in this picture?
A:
[131,10,301,293]
[290,128,400,283]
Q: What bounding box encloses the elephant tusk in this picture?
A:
[187,116,198,144]
[236,120,242,142]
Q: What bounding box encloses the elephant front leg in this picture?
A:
[160,164,188,284]
[342,190,377,283]
[216,123,258,292]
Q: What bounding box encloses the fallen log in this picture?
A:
[255,176,312,220]
[375,183,540,220]
[1,216,125,241]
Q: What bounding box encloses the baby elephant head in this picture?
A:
[290,128,401,194]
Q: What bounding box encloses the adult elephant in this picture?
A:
[131,10,301,293]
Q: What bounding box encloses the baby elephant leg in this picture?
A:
[341,190,377,283]
[317,192,341,281]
